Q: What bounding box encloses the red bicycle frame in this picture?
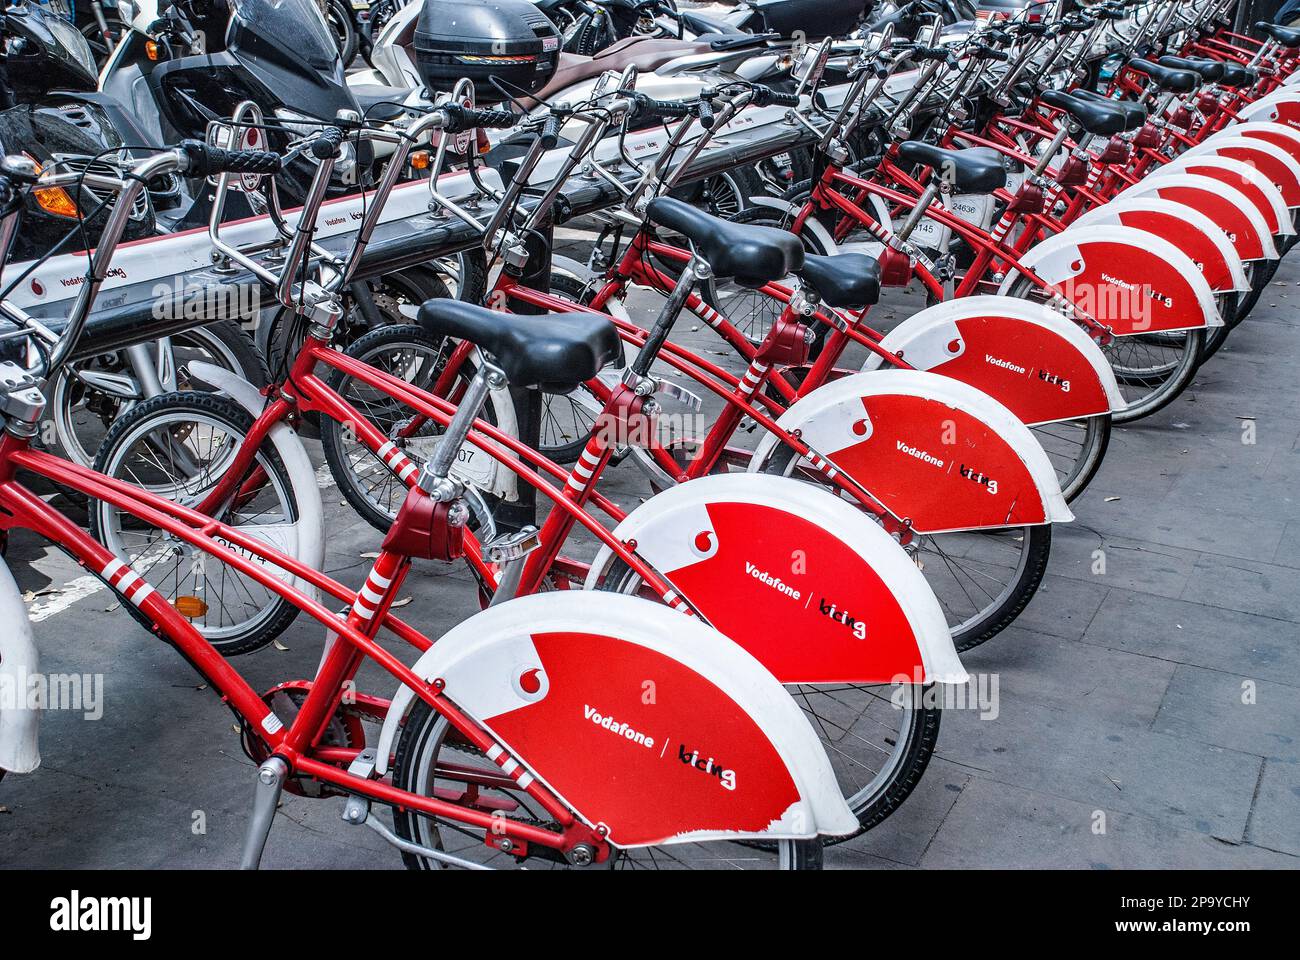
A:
[0,432,610,861]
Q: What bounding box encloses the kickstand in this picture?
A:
[239,757,288,870]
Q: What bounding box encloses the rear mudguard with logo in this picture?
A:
[996,225,1222,333]
[745,370,1072,534]
[188,362,324,600]
[581,473,966,686]
[1118,172,1278,262]
[1067,197,1249,293]
[859,296,1127,425]
[371,592,862,847]
[1179,136,1300,208]
[1235,90,1300,129]
[1151,155,1292,238]
[1223,121,1300,176]
[0,560,40,774]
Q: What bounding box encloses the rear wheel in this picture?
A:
[595,558,942,837]
[391,702,822,868]
[761,442,1051,651]
[1003,273,1204,423]
[1032,414,1111,503]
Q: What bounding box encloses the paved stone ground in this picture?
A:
[1,225,1297,869]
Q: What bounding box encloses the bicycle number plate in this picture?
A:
[410,437,496,492]
[912,193,993,251]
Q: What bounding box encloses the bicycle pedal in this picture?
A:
[482,526,541,564]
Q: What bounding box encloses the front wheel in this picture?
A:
[327,0,360,67]
[320,324,499,533]
[49,320,268,471]
[89,392,302,656]
[391,702,822,868]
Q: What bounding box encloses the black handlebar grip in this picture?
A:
[631,94,692,123]
[311,127,344,160]
[442,104,517,134]
[697,98,716,130]
[180,139,283,177]
[754,85,800,108]
[539,114,563,150]
[977,45,1010,62]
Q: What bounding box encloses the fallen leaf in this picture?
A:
[1104,496,1121,502]
[391,596,413,608]
[360,551,380,559]
[272,638,290,652]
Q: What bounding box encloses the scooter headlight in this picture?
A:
[275,109,358,179]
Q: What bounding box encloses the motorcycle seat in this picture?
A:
[896,142,1007,194]
[1068,89,1148,128]
[526,36,715,106]
[798,253,881,308]
[1127,59,1201,93]
[350,84,412,121]
[1040,90,1135,136]
[1158,55,1225,84]
[415,300,621,393]
[1258,21,1300,47]
[646,196,804,287]
[679,10,746,36]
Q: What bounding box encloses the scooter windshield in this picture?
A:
[230,0,339,71]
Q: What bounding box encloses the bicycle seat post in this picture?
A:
[415,358,508,501]
[630,256,708,381]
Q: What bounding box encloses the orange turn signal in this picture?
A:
[33,186,79,218]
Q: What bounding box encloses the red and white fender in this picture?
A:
[1151,155,1292,238]
[1234,89,1300,129]
[1118,172,1278,262]
[372,592,861,847]
[1067,197,1250,293]
[1221,120,1300,171]
[584,473,965,686]
[745,370,1072,534]
[0,561,40,774]
[996,224,1223,333]
[859,295,1126,424]
[1177,136,1300,208]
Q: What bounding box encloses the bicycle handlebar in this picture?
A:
[309,127,345,160]
[440,104,517,134]
[179,139,283,178]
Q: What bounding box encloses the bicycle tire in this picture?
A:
[89,392,301,657]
